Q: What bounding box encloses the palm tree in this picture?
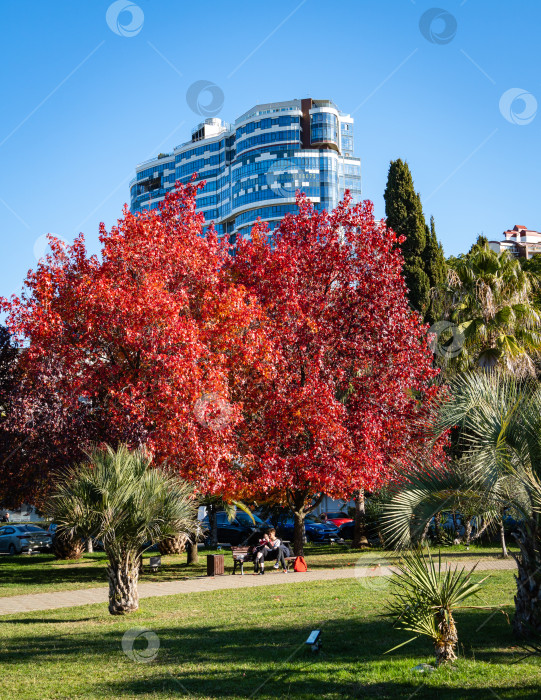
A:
[51,528,85,560]
[383,372,541,637]
[157,533,188,556]
[385,547,487,665]
[47,444,197,615]
[435,245,540,376]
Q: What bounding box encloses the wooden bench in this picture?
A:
[283,556,297,571]
[231,546,254,575]
[231,543,298,574]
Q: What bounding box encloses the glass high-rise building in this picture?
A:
[129,98,362,240]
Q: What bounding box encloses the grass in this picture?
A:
[0,542,516,598]
[0,569,539,699]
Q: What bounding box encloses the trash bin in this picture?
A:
[207,553,225,576]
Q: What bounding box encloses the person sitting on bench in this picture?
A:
[255,529,289,574]
[248,532,268,573]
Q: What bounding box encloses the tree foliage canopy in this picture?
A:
[436,244,540,375]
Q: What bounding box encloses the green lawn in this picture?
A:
[0,570,538,699]
[0,542,516,598]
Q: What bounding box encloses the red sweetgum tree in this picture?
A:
[1,183,273,502]
[229,193,444,554]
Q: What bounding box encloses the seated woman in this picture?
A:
[251,532,270,573]
[254,528,289,574]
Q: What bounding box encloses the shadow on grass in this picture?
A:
[0,617,96,624]
[0,554,109,590]
[0,553,212,593]
[1,606,535,699]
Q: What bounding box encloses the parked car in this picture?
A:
[320,511,353,527]
[200,510,269,546]
[271,513,341,543]
[502,513,523,535]
[0,525,52,554]
[337,521,354,540]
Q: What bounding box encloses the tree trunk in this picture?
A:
[107,556,140,615]
[208,505,218,548]
[352,489,367,548]
[451,512,458,539]
[186,541,199,565]
[420,520,431,545]
[464,519,472,546]
[434,612,458,665]
[434,513,441,542]
[471,518,489,542]
[288,492,322,556]
[293,510,306,557]
[86,538,94,553]
[499,521,508,559]
[511,525,541,637]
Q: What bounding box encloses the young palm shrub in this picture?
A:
[157,534,188,555]
[383,371,541,637]
[51,528,85,560]
[385,547,487,665]
[47,444,197,615]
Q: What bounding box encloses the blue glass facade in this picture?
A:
[130,99,362,240]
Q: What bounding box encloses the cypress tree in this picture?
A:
[384,159,430,314]
[423,216,447,324]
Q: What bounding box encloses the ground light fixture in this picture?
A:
[305,630,321,652]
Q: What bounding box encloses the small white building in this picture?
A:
[489,225,541,259]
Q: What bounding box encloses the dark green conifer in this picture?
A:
[423,216,447,324]
[384,159,429,313]
[384,160,447,320]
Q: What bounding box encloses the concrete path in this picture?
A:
[0,557,516,616]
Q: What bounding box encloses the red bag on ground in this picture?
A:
[293,556,308,572]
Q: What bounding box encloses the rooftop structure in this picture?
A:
[489,225,541,259]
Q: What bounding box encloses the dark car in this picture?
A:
[337,521,354,540]
[0,525,52,554]
[201,510,269,546]
[272,513,341,543]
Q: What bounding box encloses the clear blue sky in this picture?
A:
[1,0,539,302]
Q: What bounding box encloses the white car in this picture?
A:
[0,525,52,554]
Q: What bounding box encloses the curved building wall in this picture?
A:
[130,99,361,240]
